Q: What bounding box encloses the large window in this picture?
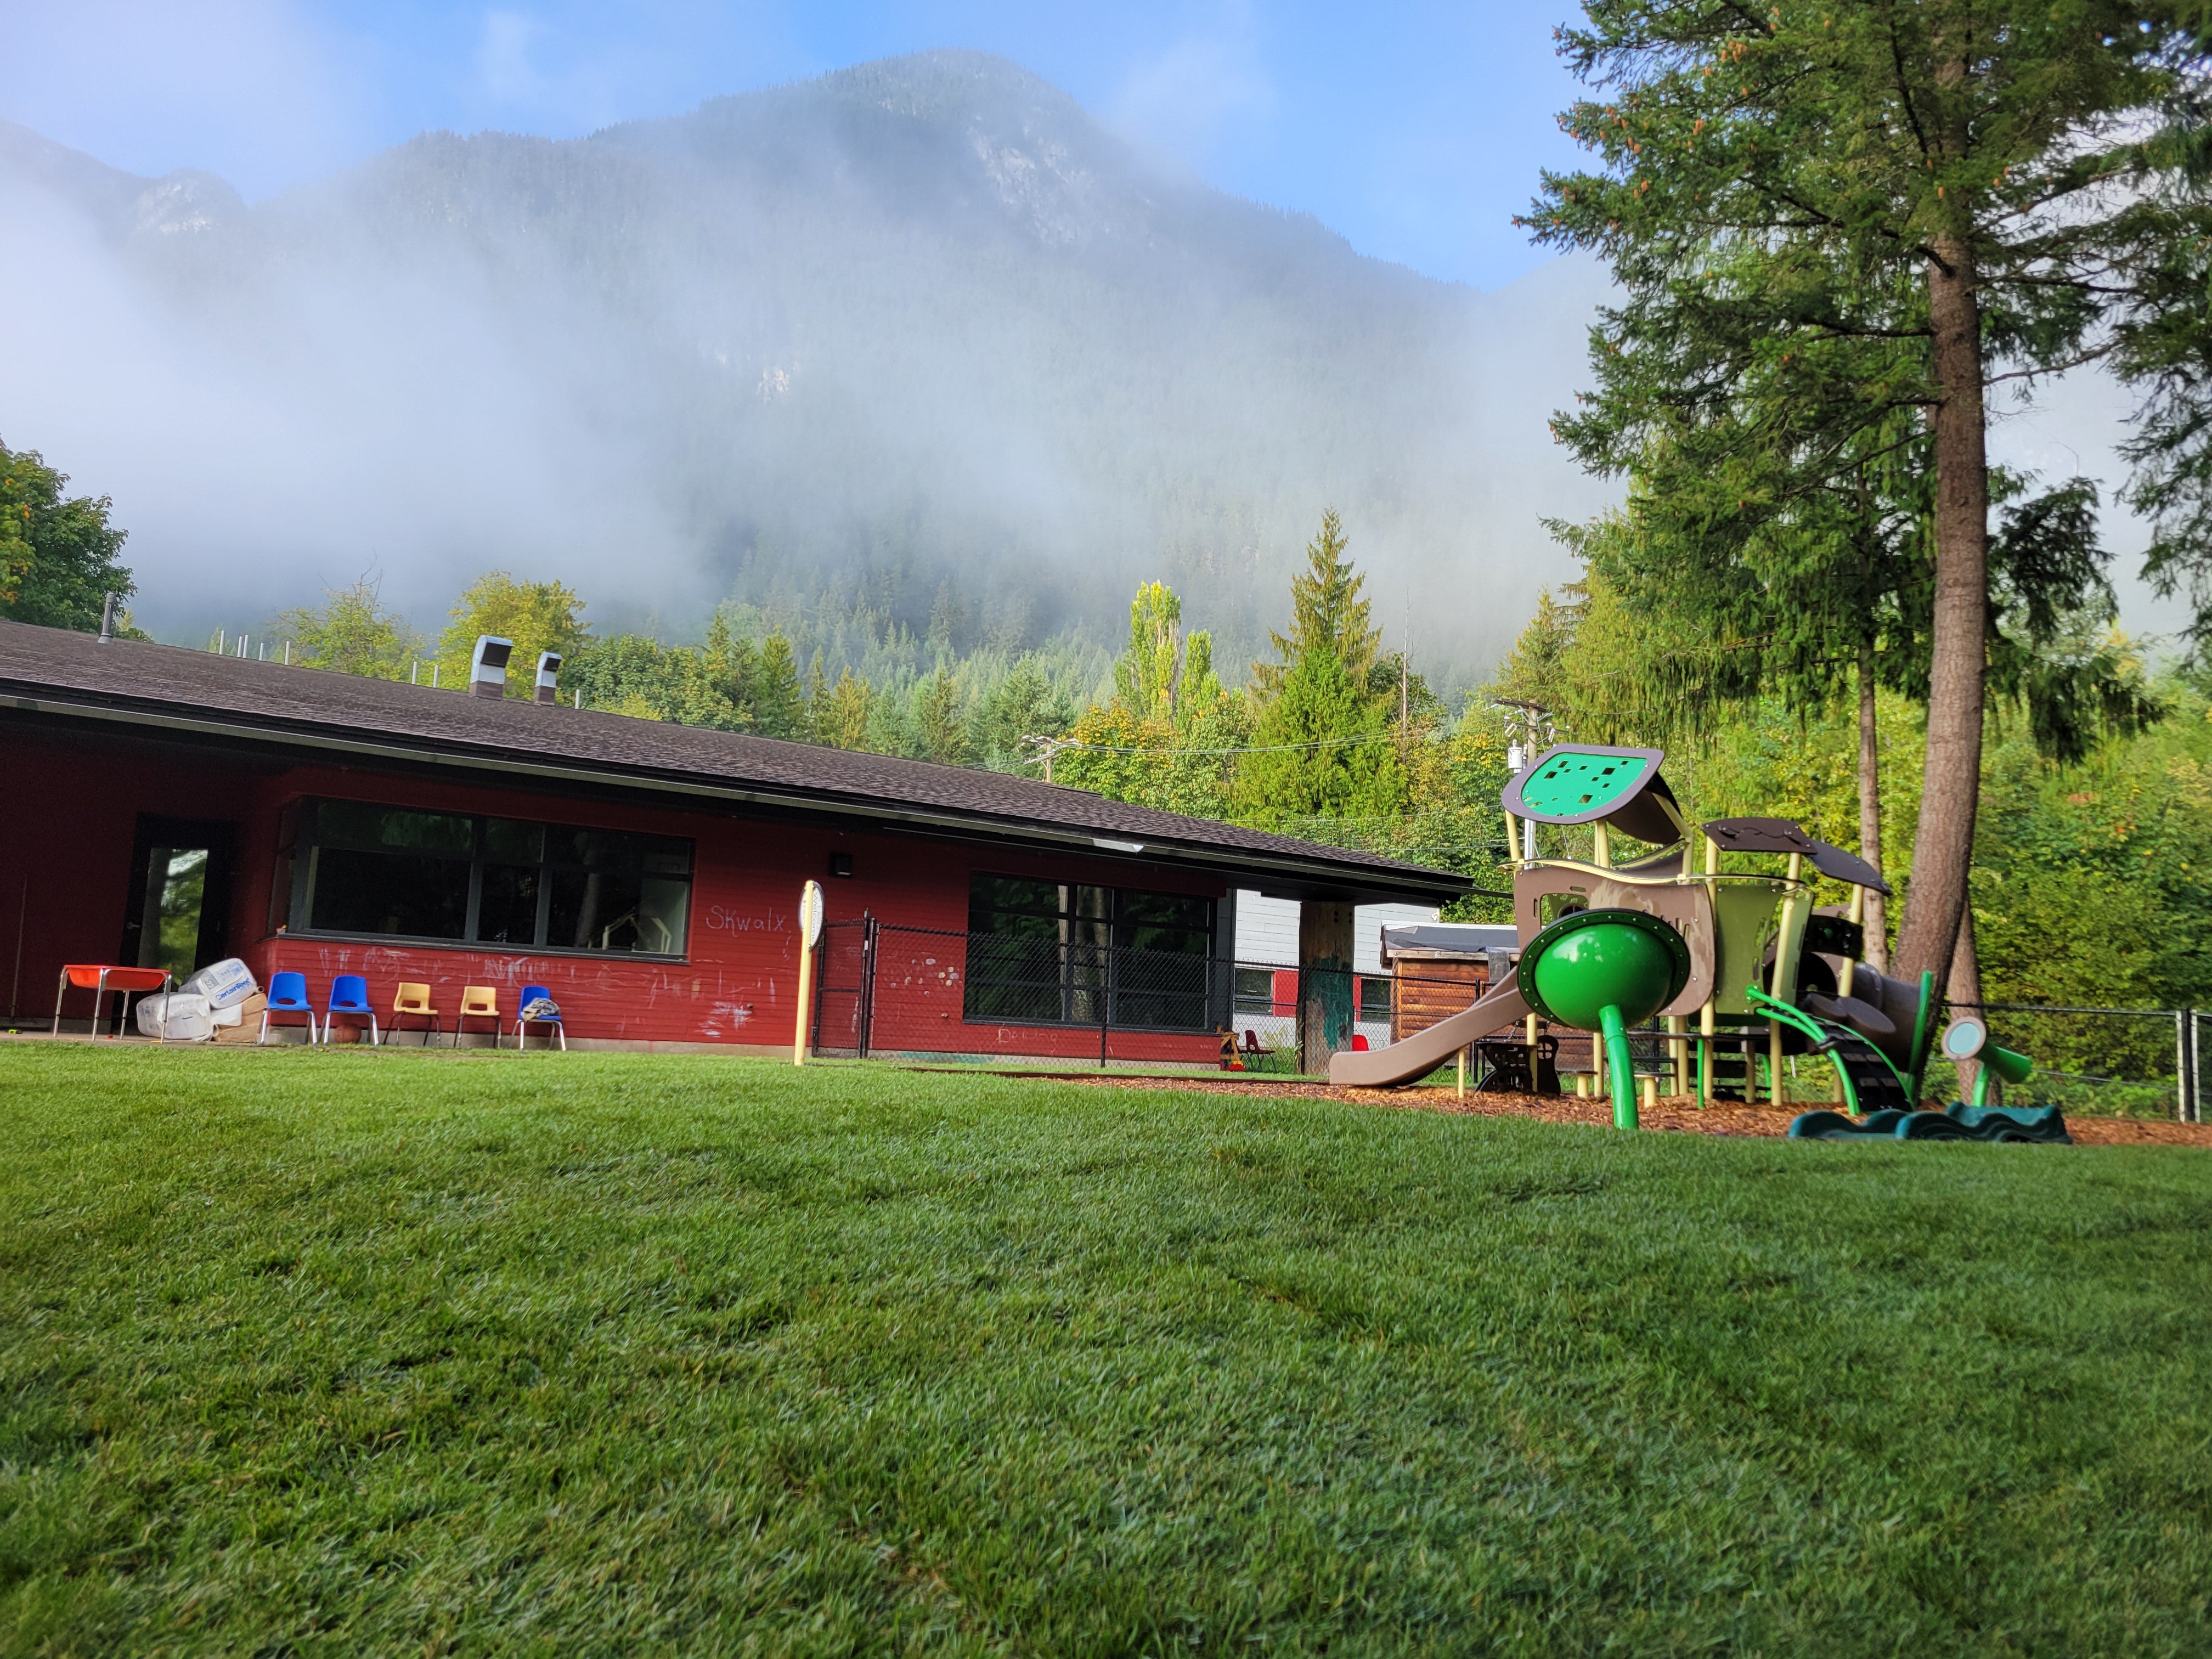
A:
[964,875,1215,1029]
[292,799,692,956]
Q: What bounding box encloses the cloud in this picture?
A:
[1105,12,1274,178]
[0,0,365,200]
[476,10,548,107]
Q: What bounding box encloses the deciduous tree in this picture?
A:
[273,576,421,680]
[0,442,134,632]
[437,572,591,696]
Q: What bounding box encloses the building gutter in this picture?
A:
[2,690,1469,905]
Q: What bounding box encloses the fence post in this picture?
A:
[2177,1010,2189,1124]
[2191,1009,2203,1124]
[854,915,878,1060]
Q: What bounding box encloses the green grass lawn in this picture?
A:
[3,1048,2210,1657]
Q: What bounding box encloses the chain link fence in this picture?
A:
[811,919,1490,1073]
[1949,1003,2202,1121]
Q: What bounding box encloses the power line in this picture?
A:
[1022,730,1421,758]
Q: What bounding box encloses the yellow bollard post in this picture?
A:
[793,879,825,1065]
[1457,1045,1468,1099]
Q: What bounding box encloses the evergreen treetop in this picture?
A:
[1251,510,1381,701]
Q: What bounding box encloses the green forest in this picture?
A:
[11,421,2212,1044]
[151,494,2212,1037]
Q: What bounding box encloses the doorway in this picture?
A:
[121,817,236,984]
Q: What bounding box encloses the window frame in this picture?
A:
[285,797,695,961]
[963,873,1221,1032]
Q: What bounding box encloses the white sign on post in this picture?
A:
[794,880,826,1065]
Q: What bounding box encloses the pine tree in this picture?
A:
[752,631,806,738]
[703,614,759,719]
[802,651,829,742]
[1250,509,1381,701]
[969,656,1074,772]
[915,671,969,765]
[1234,642,1403,827]
[819,668,875,750]
[1527,0,2190,981]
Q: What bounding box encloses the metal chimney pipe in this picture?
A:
[533,651,563,705]
[469,635,514,700]
[97,593,117,643]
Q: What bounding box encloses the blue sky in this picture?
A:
[1,1,1588,290]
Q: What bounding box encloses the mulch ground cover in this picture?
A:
[1051,1073,2212,1146]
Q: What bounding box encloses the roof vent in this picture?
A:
[470,635,513,700]
[97,592,117,644]
[534,651,563,705]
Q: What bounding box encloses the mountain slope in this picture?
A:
[0,52,1615,677]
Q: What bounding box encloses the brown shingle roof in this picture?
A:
[0,620,1465,902]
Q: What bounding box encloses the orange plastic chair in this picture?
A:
[455,985,501,1048]
[391,981,440,1045]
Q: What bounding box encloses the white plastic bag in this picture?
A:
[136,992,215,1041]
[180,958,258,1010]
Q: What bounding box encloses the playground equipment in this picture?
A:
[1938,1014,2035,1106]
[1330,740,1967,1129]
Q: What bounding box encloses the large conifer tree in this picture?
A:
[1527,0,2191,982]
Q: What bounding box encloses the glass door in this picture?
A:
[121,817,235,984]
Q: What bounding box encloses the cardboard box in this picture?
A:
[211,992,269,1043]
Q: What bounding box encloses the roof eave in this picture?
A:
[1,689,1471,905]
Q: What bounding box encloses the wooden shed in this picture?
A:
[1381,923,1519,1043]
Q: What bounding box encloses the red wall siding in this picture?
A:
[2,725,1227,1060]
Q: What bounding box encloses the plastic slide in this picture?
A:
[1327,980,1532,1087]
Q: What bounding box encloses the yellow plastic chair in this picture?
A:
[455,985,501,1048]
[391,981,441,1045]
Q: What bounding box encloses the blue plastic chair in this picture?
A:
[260,971,320,1045]
[324,974,379,1046]
[515,982,566,1051]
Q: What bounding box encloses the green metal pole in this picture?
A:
[1601,1004,1637,1130]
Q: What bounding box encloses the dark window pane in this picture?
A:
[548,869,687,953]
[637,877,690,954]
[964,935,1065,1022]
[316,802,473,855]
[478,864,541,945]
[975,909,1060,943]
[1114,951,1209,1030]
[484,819,543,864]
[1234,967,1272,1012]
[1116,891,1211,932]
[966,873,1212,1026]
[1115,890,1211,956]
[969,876,1063,924]
[640,839,690,875]
[1359,978,1392,1020]
[308,847,470,939]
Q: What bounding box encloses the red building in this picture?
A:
[1,620,1463,1060]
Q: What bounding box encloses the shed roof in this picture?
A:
[0,621,1466,904]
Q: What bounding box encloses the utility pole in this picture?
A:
[1019,733,1079,784]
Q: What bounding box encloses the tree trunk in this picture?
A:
[1857,639,1888,971]
[1947,901,1983,1102]
[1895,235,1989,984]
